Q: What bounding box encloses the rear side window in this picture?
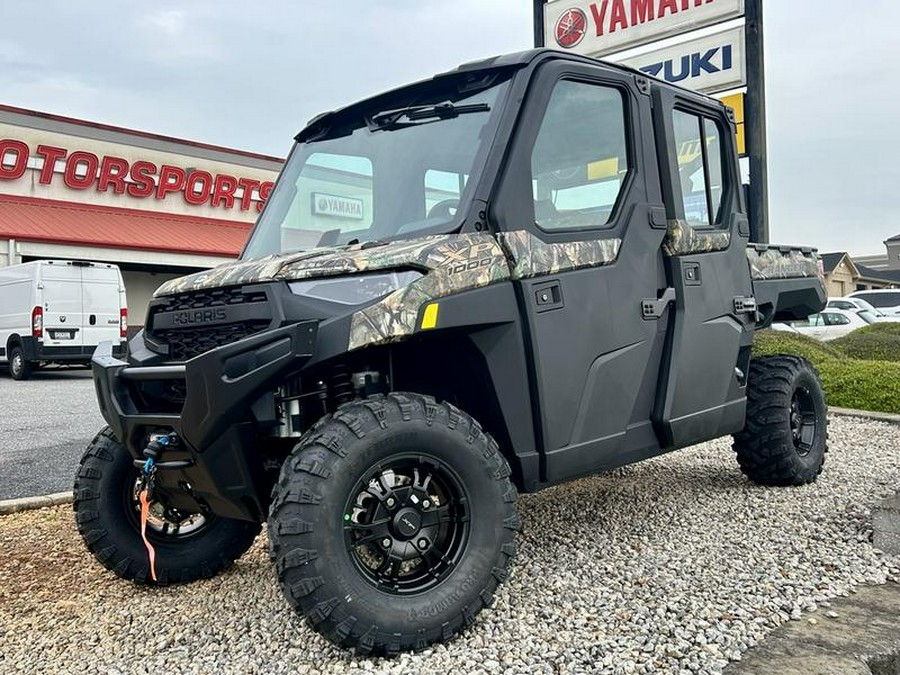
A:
[530,80,629,231]
[672,110,726,227]
[855,292,900,308]
[822,312,850,326]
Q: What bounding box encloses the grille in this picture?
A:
[148,286,271,361]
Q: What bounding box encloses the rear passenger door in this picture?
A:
[651,87,755,448]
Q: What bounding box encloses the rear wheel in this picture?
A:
[732,355,827,486]
[9,345,31,380]
[74,427,261,584]
[269,393,518,655]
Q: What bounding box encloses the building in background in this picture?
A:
[820,249,900,297]
[0,104,283,327]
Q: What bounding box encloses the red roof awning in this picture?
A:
[0,194,251,257]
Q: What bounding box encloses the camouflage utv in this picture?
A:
[75,49,828,655]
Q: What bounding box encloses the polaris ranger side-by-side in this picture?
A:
[75,50,827,655]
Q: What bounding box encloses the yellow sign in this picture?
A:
[718,93,746,156]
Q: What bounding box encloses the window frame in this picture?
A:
[529,77,634,234]
[671,108,729,229]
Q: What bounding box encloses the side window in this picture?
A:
[530,80,629,231]
[672,110,727,227]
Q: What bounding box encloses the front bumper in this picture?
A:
[92,321,318,521]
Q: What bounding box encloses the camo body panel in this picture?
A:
[663,219,731,256]
[154,233,507,297]
[497,230,621,280]
[746,246,822,280]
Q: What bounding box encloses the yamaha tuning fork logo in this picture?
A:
[554,8,588,49]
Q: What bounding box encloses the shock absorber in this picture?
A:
[330,363,354,408]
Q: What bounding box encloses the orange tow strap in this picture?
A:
[139,488,158,582]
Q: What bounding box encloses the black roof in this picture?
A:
[857,264,900,283]
[887,233,900,242]
[819,252,848,273]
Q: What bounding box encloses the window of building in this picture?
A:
[530,80,629,231]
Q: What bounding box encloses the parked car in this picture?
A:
[0,259,127,379]
[773,308,873,341]
[849,289,900,317]
[827,296,898,322]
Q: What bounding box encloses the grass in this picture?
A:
[753,327,900,413]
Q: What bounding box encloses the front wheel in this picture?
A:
[73,427,261,584]
[732,355,828,486]
[268,393,519,655]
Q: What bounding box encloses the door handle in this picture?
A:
[534,281,563,313]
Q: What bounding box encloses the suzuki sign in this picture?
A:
[620,26,746,93]
[544,0,744,58]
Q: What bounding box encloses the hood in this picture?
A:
[154,233,509,297]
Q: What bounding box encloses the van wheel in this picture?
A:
[9,345,31,380]
[732,355,828,486]
[268,393,519,655]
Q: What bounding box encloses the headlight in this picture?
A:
[288,270,423,305]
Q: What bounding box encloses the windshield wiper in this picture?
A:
[366,101,490,131]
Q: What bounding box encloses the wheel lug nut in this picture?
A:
[422,500,430,509]
[417,538,428,550]
[386,497,395,507]
[382,538,392,548]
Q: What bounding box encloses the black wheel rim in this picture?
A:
[343,453,470,595]
[790,386,817,457]
[123,476,211,542]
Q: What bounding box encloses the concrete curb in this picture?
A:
[0,492,72,515]
[830,407,900,425]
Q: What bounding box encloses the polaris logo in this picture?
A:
[171,308,228,325]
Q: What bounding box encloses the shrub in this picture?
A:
[832,327,900,363]
[753,329,900,413]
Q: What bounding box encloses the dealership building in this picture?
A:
[0,104,283,327]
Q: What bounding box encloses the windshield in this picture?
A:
[857,309,877,324]
[243,73,511,258]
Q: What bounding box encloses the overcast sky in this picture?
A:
[0,1,897,255]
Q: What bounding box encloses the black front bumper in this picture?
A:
[92,321,318,521]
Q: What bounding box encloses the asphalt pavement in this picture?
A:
[0,368,105,500]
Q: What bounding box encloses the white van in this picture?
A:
[0,260,127,380]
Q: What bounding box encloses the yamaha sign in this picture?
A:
[544,0,745,59]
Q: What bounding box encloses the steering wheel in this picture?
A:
[427,199,460,220]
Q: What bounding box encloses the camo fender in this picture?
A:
[347,234,510,350]
[497,230,622,280]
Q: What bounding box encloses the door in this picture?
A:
[490,63,671,483]
[40,262,85,348]
[81,265,123,347]
[651,88,755,448]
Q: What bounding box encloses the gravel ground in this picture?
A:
[0,369,103,500]
[1,415,898,674]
